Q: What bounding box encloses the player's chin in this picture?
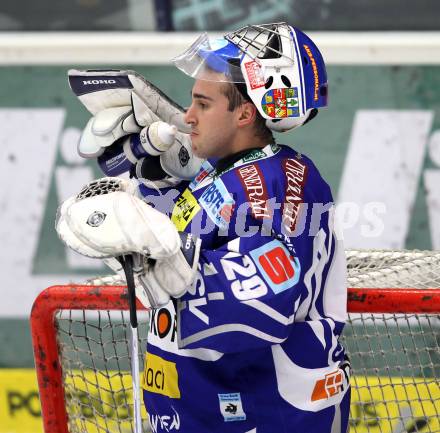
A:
[191,140,203,158]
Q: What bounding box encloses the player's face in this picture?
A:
[184,78,238,159]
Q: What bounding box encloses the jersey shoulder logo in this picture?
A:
[171,188,201,231]
[249,239,301,294]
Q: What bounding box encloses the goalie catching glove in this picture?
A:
[68,69,203,180]
[56,177,201,308]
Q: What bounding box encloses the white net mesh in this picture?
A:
[347,249,440,289]
[344,250,440,432]
[44,250,440,432]
[88,249,440,289]
[56,310,150,433]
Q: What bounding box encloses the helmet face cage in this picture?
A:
[173,22,328,132]
[224,22,295,66]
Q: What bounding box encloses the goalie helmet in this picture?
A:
[173,22,328,132]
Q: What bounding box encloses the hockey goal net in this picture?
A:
[31,249,440,433]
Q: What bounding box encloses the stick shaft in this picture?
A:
[123,255,138,328]
[120,255,143,433]
[130,326,143,433]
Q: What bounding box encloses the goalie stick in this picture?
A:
[119,253,143,433]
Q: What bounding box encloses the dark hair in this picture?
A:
[220,81,275,144]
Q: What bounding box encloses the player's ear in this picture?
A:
[237,102,257,127]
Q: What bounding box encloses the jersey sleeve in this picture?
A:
[177,229,304,353]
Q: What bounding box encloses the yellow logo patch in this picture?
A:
[141,353,180,398]
[171,188,200,231]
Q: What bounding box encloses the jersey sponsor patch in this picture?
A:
[141,353,180,399]
[149,307,177,342]
[171,188,201,231]
[216,146,276,178]
[241,148,266,164]
[199,179,235,230]
[189,160,215,191]
[149,406,181,433]
[272,345,349,412]
[261,87,300,118]
[196,144,280,185]
[249,239,300,294]
[237,164,271,219]
[311,369,345,402]
[218,393,246,422]
[282,157,308,233]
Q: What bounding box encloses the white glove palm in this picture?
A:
[56,177,200,308]
[56,178,180,259]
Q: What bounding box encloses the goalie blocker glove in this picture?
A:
[69,69,203,181]
[68,69,190,132]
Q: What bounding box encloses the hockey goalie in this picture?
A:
[58,22,351,433]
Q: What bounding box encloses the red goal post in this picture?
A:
[31,284,440,433]
[31,285,148,433]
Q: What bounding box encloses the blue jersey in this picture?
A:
[138,143,350,433]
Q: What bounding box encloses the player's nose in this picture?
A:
[184,103,197,126]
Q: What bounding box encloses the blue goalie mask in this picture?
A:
[173,22,328,132]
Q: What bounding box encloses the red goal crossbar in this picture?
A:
[30,285,440,433]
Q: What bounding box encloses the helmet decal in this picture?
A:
[261,88,299,118]
[295,29,328,111]
[243,61,266,90]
